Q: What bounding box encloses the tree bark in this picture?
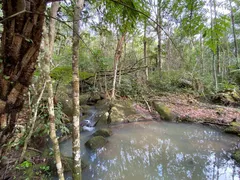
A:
[72,0,84,179]
[210,0,218,91]
[229,0,238,63]
[42,2,65,180]
[200,33,204,75]
[111,34,126,99]
[0,0,46,148]
[213,0,220,75]
[157,0,162,72]
[144,20,148,81]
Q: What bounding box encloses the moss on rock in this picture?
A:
[85,136,108,150]
[224,122,240,135]
[93,128,112,137]
[152,101,173,121]
[95,111,110,126]
[232,150,240,163]
[109,106,125,123]
[109,100,137,124]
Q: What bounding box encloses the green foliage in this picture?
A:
[218,81,238,91]
[178,0,206,37]
[91,0,149,34]
[16,161,32,170]
[39,165,50,172]
[204,15,230,54]
[54,103,70,135]
[50,66,95,84]
[33,101,70,138]
[118,75,145,98]
[50,66,72,84]
[148,71,186,92]
[229,65,240,85]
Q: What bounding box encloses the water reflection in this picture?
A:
[82,121,240,180]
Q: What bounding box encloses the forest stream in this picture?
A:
[57,110,240,180]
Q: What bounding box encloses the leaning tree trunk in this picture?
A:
[111,34,126,99]
[0,0,46,148]
[72,0,84,179]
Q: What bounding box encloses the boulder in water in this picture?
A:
[93,128,112,137]
[85,136,108,150]
[109,100,137,124]
[109,106,125,123]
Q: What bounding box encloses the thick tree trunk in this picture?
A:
[72,0,84,179]
[42,2,65,180]
[0,0,46,147]
[111,34,126,99]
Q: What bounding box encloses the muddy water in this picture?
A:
[60,121,240,180]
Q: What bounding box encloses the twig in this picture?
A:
[142,96,151,112]
[27,147,43,154]
[0,10,26,23]
[18,82,46,163]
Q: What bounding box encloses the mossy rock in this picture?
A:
[61,156,87,171]
[109,100,137,124]
[49,155,87,173]
[80,93,91,105]
[109,106,125,124]
[232,150,240,163]
[58,94,73,117]
[152,101,173,121]
[95,111,110,126]
[81,105,93,118]
[93,128,112,137]
[211,90,240,106]
[95,99,111,111]
[224,122,240,135]
[231,90,240,101]
[85,136,108,150]
[87,93,102,105]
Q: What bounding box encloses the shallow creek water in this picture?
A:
[60,121,240,180]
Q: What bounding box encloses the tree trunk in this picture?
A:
[200,33,204,75]
[0,0,46,148]
[143,20,148,81]
[72,0,84,179]
[229,0,238,63]
[210,0,218,91]
[42,2,65,180]
[157,0,162,71]
[111,34,126,99]
[213,0,220,75]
